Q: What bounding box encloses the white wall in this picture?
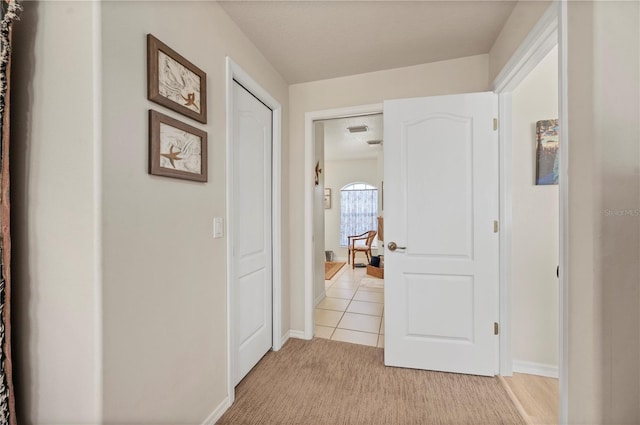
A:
[488,0,552,83]
[313,123,325,304]
[289,54,490,332]
[324,158,379,261]
[511,47,559,372]
[100,2,288,423]
[12,2,102,423]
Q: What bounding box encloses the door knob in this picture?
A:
[387,242,406,251]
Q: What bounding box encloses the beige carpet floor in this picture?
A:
[325,261,346,280]
[217,338,526,425]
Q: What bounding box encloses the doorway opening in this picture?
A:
[499,44,560,425]
[490,2,563,422]
[304,104,384,340]
[304,104,383,346]
[313,114,384,347]
[302,2,565,421]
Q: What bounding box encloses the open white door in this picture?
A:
[232,81,273,385]
[383,92,499,376]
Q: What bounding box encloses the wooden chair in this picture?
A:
[347,230,377,269]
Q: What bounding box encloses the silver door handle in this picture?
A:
[387,242,406,252]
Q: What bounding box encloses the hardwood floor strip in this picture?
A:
[502,372,559,425]
[499,374,533,425]
[325,261,346,280]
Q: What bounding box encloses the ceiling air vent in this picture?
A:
[347,125,369,133]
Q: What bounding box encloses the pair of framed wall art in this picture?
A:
[147,34,208,182]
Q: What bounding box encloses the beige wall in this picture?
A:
[590,1,639,422]
[100,1,288,422]
[488,0,552,84]
[12,2,103,423]
[324,159,379,261]
[13,1,289,423]
[566,1,640,423]
[511,47,559,371]
[289,54,490,331]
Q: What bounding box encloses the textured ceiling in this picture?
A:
[219,1,516,84]
[320,114,383,161]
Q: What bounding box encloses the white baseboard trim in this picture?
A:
[314,290,326,306]
[289,330,308,339]
[201,396,231,425]
[513,360,559,378]
[280,330,291,348]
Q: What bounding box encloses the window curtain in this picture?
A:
[0,1,21,424]
[340,189,378,246]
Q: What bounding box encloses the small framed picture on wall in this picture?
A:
[147,34,207,123]
[535,119,559,185]
[149,110,208,182]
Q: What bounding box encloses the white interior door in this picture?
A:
[233,81,273,385]
[383,92,499,376]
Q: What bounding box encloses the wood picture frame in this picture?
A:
[535,119,559,185]
[147,34,207,123]
[149,110,208,182]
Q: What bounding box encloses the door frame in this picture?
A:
[491,2,567,423]
[492,0,559,375]
[303,103,383,339]
[226,57,283,405]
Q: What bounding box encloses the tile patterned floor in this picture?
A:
[315,265,384,348]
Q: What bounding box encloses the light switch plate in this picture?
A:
[213,217,224,238]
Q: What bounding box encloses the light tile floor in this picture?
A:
[315,264,384,348]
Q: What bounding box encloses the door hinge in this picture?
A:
[494,322,499,335]
[493,220,499,233]
[493,118,498,131]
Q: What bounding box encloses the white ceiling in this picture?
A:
[319,114,383,161]
[218,1,516,84]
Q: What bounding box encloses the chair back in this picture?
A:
[365,230,377,248]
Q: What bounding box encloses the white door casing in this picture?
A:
[384,92,500,376]
[232,81,273,385]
